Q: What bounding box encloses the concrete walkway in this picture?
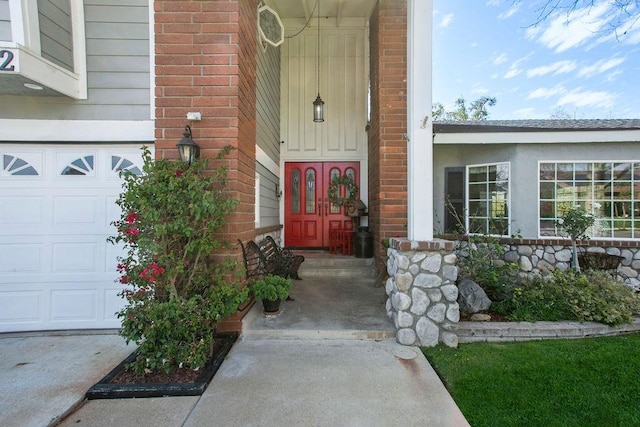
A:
[0,273,470,427]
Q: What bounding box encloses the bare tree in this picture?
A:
[549,106,573,119]
[513,0,640,37]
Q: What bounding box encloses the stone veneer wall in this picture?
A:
[385,238,460,347]
[487,238,640,289]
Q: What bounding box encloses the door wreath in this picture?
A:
[328,175,358,207]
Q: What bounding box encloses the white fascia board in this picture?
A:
[433,130,640,144]
[70,0,87,99]
[256,145,280,176]
[0,119,154,142]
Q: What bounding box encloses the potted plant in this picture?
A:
[250,275,293,314]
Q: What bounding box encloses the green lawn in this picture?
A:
[422,334,640,427]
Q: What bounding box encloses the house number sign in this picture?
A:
[0,49,17,72]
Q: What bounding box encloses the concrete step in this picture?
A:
[297,255,378,279]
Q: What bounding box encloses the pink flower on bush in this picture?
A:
[125,226,139,237]
[119,275,131,284]
[140,262,165,282]
[125,211,139,224]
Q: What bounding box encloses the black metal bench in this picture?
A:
[237,237,304,281]
[258,236,305,280]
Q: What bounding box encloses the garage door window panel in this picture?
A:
[2,155,39,176]
[61,155,94,176]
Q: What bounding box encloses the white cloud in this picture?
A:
[556,88,617,109]
[527,60,576,77]
[471,85,490,95]
[498,5,519,20]
[439,13,454,28]
[486,0,500,6]
[504,54,533,79]
[528,85,566,99]
[493,52,508,65]
[578,57,625,78]
[504,67,521,79]
[530,3,614,52]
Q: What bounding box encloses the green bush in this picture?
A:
[455,235,519,302]
[109,146,248,375]
[497,269,640,326]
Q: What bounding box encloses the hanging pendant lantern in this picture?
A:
[312,0,324,123]
[313,93,324,122]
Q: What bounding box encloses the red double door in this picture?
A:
[284,162,360,248]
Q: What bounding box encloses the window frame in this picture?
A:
[538,160,640,240]
[465,161,511,237]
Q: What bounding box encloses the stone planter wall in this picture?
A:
[385,238,459,348]
[483,240,640,289]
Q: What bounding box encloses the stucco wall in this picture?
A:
[434,141,640,239]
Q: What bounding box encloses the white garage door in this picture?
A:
[0,144,147,332]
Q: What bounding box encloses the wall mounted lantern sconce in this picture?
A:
[176,125,200,165]
[275,183,283,199]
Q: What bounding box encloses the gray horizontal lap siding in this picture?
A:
[257,44,281,162]
[38,0,73,71]
[1,0,150,121]
[258,163,280,228]
[256,42,281,228]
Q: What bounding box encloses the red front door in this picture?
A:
[285,162,360,248]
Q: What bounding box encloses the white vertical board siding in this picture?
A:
[281,24,368,161]
[0,0,12,41]
[38,0,74,71]
[0,0,151,121]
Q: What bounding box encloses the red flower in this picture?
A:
[140,262,165,282]
[128,313,134,320]
[119,275,131,284]
[125,227,139,237]
[125,211,139,224]
[175,170,183,177]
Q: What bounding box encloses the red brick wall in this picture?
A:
[368,0,408,270]
[154,0,259,331]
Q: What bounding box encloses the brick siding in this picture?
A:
[368,0,408,270]
[154,0,260,331]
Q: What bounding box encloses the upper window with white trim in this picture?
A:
[467,162,510,236]
[539,161,640,239]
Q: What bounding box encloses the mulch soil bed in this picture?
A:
[86,332,237,399]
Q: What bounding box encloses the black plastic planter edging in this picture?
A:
[86,332,238,399]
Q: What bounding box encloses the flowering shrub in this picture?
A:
[109,146,248,375]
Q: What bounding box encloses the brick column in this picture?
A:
[368,0,408,272]
[154,0,259,331]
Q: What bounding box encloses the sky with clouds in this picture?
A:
[432,0,640,120]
